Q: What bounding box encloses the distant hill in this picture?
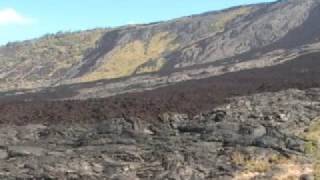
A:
[0,0,319,100]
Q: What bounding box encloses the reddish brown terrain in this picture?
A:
[0,52,319,125]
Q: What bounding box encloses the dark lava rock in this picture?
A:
[0,88,318,179]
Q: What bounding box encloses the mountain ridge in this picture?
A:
[1,0,318,97]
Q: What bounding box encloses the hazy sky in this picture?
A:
[0,0,275,45]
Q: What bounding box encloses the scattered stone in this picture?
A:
[300,174,315,180]
[0,149,8,159]
[8,146,46,157]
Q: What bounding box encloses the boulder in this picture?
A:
[0,149,8,159]
[8,146,46,157]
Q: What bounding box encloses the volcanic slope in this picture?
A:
[0,51,319,125]
[0,0,320,98]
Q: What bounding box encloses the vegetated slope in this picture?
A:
[0,51,319,125]
[0,0,319,94]
[0,29,107,90]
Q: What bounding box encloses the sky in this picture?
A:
[0,0,276,45]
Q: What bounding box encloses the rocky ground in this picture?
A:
[0,88,319,179]
[1,1,320,179]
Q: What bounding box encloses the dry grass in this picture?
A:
[211,7,252,33]
[135,58,166,74]
[232,120,320,180]
[231,151,276,173]
[81,32,178,82]
[302,117,320,179]
[0,29,107,89]
[304,118,320,144]
[232,151,313,180]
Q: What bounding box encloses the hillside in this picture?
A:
[0,0,320,179]
[0,0,319,98]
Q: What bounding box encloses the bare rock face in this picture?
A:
[0,88,318,179]
[168,0,316,68]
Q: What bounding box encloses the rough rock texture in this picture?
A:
[0,88,319,179]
